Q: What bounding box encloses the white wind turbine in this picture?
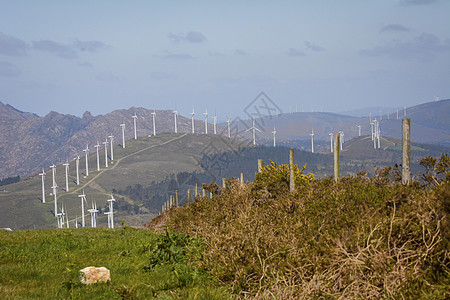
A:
[105,193,116,229]
[39,169,46,203]
[213,114,217,135]
[50,164,56,187]
[103,139,108,168]
[108,134,114,161]
[226,119,231,138]
[63,161,69,192]
[88,201,98,228]
[83,144,89,176]
[120,123,126,148]
[52,184,58,218]
[132,113,138,140]
[94,142,100,171]
[339,131,344,150]
[78,190,87,227]
[203,109,208,134]
[151,110,156,136]
[56,207,62,229]
[357,125,361,137]
[310,129,314,153]
[272,127,277,147]
[74,155,80,185]
[329,133,333,152]
[244,119,261,145]
[396,110,399,120]
[190,108,195,134]
[173,110,178,133]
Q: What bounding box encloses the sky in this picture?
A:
[0,0,449,119]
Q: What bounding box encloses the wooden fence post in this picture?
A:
[222,178,226,188]
[187,189,191,204]
[289,148,295,193]
[402,119,411,185]
[334,132,340,181]
[258,159,264,173]
[240,172,245,186]
[176,190,179,207]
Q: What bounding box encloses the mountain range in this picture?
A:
[1,99,449,180]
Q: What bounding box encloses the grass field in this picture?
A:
[0,227,230,299]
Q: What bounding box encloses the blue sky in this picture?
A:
[0,0,449,119]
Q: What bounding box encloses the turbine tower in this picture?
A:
[329,133,333,152]
[74,155,80,185]
[108,134,114,161]
[39,169,46,203]
[83,145,89,177]
[120,123,126,148]
[339,131,344,150]
[105,193,116,229]
[213,115,217,135]
[272,127,277,147]
[203,109,208,134]
[88,201,98,228]
[151,110,156,136]
[173,110,178,133]
[244,119,261,145]
[94,142,100,171]
[132,113,138,140]
[78,190,87,227]
[103,139,108,168]
[190,108,195,134]
[63,161,69,192]
[226,119,231,138]
[310,129,314,153]
[52,184,58,217]
[357,125,361,137]
[50,164,56,187]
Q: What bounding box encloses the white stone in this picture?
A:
[79,266,110,284]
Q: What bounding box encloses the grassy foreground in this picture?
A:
[0,227,229,299]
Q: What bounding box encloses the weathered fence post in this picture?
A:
[222,178,226,188]
[176,190,179,207]
[240,172,245,186]
[334,132,340,181]
[257,159,264,173]
[195,183,198,197]
[402,118,411,185]
[289,148,295,193]
[202,187,206,197]
[187,189,191,204]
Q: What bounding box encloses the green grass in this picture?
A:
[0,227,230,299]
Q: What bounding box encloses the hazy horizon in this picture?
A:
[1,0,449,119]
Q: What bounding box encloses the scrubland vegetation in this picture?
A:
[1,154,448,299]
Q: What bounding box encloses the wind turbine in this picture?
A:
[83,145,89,176]
[120,123,126,148]
[151,110,156,136]
[213,114,217,135]
[329,133,333,152]
[226,119,231,138]
[63,161,69,192]
[52,184,58,218]
[173,110,178,133]
[132,113,138,140]
[370,121,375,141]
[74,155,80,185]
[244,119,261,145]
[39,169,46,203]
[78,190,87,227]
[103,139,108,168]
[310,129,314,153]
[105,193,116,229]
[272,127,277,147]
[339,131,344,150]
[88,201,98,228]
[108,134,114,161]
[190,108,195,134]
[203,109,208,134]
[396,110,399,120]
[50,164,56,187]
[357,125,361,137]
[94,142,100,171]
[404,106,407,117]
[56,207,62,229]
